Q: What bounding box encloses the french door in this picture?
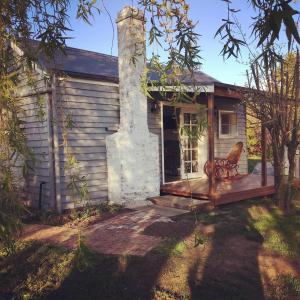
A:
[180,108,207,179]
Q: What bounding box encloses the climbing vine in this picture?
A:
[60,105,90,209]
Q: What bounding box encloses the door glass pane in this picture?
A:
[182,138,188,148]
[192,161,199,172]
[191,126,197,137]
[184,150,191,161]
[191,150,198,160]
[185,162,191,173]
[191,114,197,124]
[184,113,190,124]
[191,139,197,148]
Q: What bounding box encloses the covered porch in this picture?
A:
[158,86,275,207]
[161,174,275,206]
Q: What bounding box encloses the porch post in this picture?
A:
[261,123,267,186]
[208,93,216,204]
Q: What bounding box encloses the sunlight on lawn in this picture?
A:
[248,203,300,258]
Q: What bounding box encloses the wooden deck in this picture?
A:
[161,174,275,206]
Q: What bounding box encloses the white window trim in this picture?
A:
[218,110,238,139]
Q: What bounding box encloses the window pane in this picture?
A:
[221,113,230,125]
[182,139,188,148]
[191,139,198,148]
[191,126,198,136]
[220,112,237,136]
[184,113,190,124]
[192,161,199,172]
[221,124,230,135]
[191,150,198,160]
[185,162,191,173]
[191,114,197,124]
[230,113,237,125]
[184,150,191,161]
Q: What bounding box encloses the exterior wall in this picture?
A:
[147,102,162,182]
[54,78,162,209]
[17,73,248,210]
[214,99,248,174]
[56,78,120,209]
[17,69,53,208]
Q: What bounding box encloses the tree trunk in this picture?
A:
[284,145,297,213]
[272,134,285,189]
[271,131,286,208]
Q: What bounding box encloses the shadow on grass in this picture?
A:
[188,201,265,299]
[2,198,300,300]
[44,218,197,300]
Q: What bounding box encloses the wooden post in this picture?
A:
[261,123,267,186]
[208,94,216,204]
[51,74,62,213]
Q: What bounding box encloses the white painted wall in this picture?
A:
[106,6,160,207]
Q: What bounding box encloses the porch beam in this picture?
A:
[261,123,267,186]
[208,93,216,204]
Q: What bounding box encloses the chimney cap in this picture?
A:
[116,6,145,23]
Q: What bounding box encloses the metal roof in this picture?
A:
[27,40,221,85]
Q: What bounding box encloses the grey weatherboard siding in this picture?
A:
[15,43,248,210]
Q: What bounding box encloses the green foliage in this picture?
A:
[0,51,35,254]
[268,274,300,300]
[194,229,205,247]
[61,112,90,208]
[180,108,207,141]
[153,238,188,257]
[141,0,201,72]
[251,204,300,258]
[0,241,74,299]
[74,232,90,272]
[0,171,24,255]
[76,0,100,24]
[214,1,245,58]
[216,0,300,59]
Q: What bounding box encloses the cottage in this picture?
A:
[13,6,275,212]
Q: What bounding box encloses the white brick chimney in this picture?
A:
[106,6,160,207]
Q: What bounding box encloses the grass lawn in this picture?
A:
[1,198,300,300]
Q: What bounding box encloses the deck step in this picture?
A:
[148,195,211,211]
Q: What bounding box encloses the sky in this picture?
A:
[65,0,260,86]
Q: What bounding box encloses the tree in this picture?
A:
[216,0,300,59]
[215,0,300,212]
[244,50,300,212]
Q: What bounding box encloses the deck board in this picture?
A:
[161,174,275,206]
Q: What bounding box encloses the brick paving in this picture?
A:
[22,205,188,256]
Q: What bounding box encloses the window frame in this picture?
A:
[218,110,238,139]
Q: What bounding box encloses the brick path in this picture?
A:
[22,205,188,256]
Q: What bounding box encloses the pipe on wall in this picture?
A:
[38,181,46,210]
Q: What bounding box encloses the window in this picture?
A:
[218,110,237,138]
